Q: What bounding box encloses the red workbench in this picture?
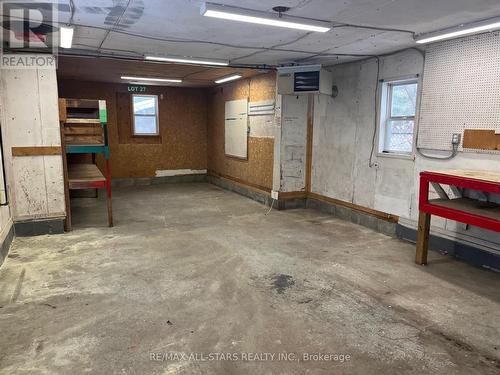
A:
[416,170,500,264]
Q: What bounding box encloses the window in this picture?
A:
[379,79,418,154]
[132,95,159,135]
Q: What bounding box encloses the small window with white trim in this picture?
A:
[132,95,159,136]
[379,79,418,154]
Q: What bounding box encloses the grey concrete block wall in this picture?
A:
[14,219,65,237]
[276,197,306,210]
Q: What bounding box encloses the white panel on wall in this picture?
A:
[225,99,248,159]
[281,95,308,192]
[418,32,500,152]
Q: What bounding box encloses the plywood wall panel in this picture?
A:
[207,72,276,191]
[58,80,208,179]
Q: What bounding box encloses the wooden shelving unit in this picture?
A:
[59,98,113,230]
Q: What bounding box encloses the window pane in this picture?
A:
[385,120,414,153]
[390,83,417,117]
[133,96,156,115]
[134,115,157,134]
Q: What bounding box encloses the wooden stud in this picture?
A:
[415,210,431,265]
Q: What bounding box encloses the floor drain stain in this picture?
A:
[272,274,295,294]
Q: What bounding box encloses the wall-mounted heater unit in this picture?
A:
[277,65,333,95]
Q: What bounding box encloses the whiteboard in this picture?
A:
[418,31,500,153]
[225,99,248,159]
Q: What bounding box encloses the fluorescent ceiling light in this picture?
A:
[145,55,229,66]
[415,17,500,44]
[200,2,331,33]
[60,26,74,49]
[215,74,242,84]
[121,76,182,83]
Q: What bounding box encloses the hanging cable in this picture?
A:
[265,199,275,215]
[416,143,459,160]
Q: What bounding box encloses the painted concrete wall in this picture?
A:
[311,48,500,253]
[0,61,65,222]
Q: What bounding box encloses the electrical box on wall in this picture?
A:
[277,65,333,95]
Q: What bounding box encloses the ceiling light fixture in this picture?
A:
[145,55,229,66]
[215,74,242,84]
[200,2,331,33]
[121,76,182,83]
[60,26,74,49]
[415,17,500,44]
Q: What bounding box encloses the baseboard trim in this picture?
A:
[207,175,273,206]
[306,197,397,237]
[0,221,15,266]
[397,224,500,272]
[112,174,207,187]
[207,171,272,195]
[14,218,65,237]
[308,192,398,222]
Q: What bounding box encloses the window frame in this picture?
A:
[378,78,418,157]
[131,94,159,136]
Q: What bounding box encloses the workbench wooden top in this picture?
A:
[425,170,500,184]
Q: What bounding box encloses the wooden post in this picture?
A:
[59,122,71,231]
[305,94,314,194]
[415,210,431,265]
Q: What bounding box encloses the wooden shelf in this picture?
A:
[429,198,500,222]
[65,118,101,124]
[68,163,106,189]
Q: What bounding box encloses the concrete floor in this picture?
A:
[0,183,499,375]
